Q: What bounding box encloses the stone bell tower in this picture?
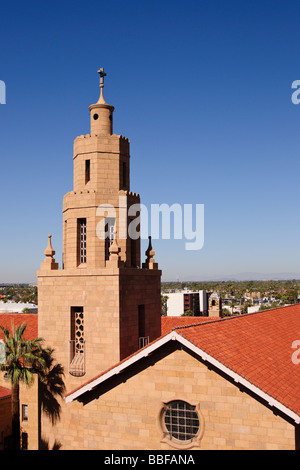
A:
[37,69,162,392]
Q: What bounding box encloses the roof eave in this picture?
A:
[65,330,300,424]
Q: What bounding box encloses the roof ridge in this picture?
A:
[171,304,300,331]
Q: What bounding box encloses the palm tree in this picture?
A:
[0,322,50,450]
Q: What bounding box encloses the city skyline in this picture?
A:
[1,0,300,282]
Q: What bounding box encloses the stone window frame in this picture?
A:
[158,398,205,450]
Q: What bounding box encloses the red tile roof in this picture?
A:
[175,305,300,418]
[0,385,11,399]
[0,314,38,341]
[161,315,218,335]
[66,305,300,422]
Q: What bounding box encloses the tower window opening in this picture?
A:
[105,217,116,261]
[22,404,28,422]
[21,432,28,450]
[77,218,87,265]
[138,304,148,348]
[122,161,127,189]
[85,160,90,184]
[93,113,99,120]
[131,238,137,267]
[69,307,85,376]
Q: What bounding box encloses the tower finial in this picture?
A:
[90,67,114,133]
[142,236,158,270]
[97,67,107,89]
[40,234,58,271]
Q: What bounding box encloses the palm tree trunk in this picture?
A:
[11,381,20,450]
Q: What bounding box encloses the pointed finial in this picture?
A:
[40,234,58,271]
[109,231,120,258]
[145,236,154,261]
[44,234,55,257]
[142,236,158,270]
[106,231,123,268]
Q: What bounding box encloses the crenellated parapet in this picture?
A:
[73,133,130,160]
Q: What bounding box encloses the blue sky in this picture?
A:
[1,0,300,282]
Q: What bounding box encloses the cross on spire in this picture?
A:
[98,67,107,88]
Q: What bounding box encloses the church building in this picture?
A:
[1,71,300,450]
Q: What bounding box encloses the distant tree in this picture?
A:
[241,300,252,314]
[181,310,194,316]
[22,308,31,313]
[222,308,231,317]
[161,295,169,316]
[259,301,281,311]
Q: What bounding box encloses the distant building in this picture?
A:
[0,301,37,314]
[166,290,208,316]
[208,292,222,317]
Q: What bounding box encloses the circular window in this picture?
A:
[163,400,200,444]
[93,113,99,120]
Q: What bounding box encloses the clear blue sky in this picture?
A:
[1,0,300,282]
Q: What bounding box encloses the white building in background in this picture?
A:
[247,305,260,314]
[0,301,37,314]
[166,290,208,316]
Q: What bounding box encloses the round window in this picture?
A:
[93,113,99,120]
[163,400,200,443]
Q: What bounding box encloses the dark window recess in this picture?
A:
[131,238,137,267]
[93,113,99,120]
[21,432,28,450]
[85,160,90,184]
[122,161,126,188]
[138,305,145,338]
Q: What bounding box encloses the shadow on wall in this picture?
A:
[38,347,65,450]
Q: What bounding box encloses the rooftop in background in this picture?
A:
[0,386,11,400]
[0,314,38,340]
[0,302,37,314]
[161,315,218,335]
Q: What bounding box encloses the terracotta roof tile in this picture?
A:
[66,305,300,420]
[161,316,218,335]
[176,305,300,417]
[0,314,38,340]
[0,385,11,399]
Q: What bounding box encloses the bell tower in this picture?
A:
[63,68,138,271]
[37,69,162,392]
